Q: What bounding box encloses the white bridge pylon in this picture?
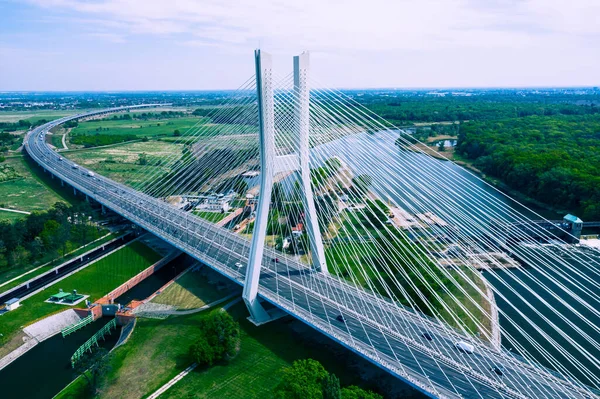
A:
[242,49,328,324]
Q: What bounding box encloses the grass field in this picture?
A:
[62,141,182,186]
[151,269,228,309]
[325,240,492,340]
[69,117,203,138]
[0,156,77,212]
[193,210,228,223]
[0,240,161,349]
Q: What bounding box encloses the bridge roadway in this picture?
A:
[24,108,597,399]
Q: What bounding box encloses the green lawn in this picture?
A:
[0,240,161,348]
[325,239,492,341]
[0,156,78,212]
[193,210,228,223]
[151,269,228,310]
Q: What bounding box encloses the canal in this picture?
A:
[0,317,120,399]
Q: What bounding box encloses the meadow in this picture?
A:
[0,156,76,214]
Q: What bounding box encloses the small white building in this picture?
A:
[5,298,20,311]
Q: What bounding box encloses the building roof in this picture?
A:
[50,291,71,300]
[564,214,583,223]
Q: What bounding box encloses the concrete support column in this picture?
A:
[294,52,328,274]
[243,49,274,324]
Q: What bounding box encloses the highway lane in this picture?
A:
[24,110,598,399]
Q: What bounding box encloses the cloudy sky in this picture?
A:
[1,0,599,91]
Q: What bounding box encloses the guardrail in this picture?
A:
[61,314,93,337]
[71,318,117,368]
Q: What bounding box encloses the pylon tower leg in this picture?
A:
[243,49,274,324]
[294,52,328,274]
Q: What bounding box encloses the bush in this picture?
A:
[189,311,241,367]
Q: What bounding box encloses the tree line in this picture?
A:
[0,202,103,272]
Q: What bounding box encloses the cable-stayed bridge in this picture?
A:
[24,50,600,399]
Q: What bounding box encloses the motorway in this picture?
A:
[24,107,599,399]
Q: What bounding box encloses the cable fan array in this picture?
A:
[126,72,600,399]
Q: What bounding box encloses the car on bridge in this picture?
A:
[421,332,434,341]
[455,341,475,354]
[491,365,505,377]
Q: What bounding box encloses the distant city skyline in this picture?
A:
[1,0,599,91]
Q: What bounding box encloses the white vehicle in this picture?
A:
[58,157,63,161]
[87,171,95,177]
[235,262,243,269]
[455,341,475,354]
[71,164,78,169]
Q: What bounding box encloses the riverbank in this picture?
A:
[406,137,566,220]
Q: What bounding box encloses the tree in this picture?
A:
[40,219,60,249]
[137,153,148,165]
[341,386,383,399]
[189,311,241,367]
[29,236,44,259]
[190,335,216,366]
[274,359,329,399]
[56,221,71,256]
[437,140,446,152]
[322,374,341,399]
[74,347,112,395]
[173,129,181,137]
[203,310,241,359]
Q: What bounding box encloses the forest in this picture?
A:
[455,114,600,220]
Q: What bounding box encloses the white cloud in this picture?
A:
[27,0,600,51]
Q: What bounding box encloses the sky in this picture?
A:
[0,0,599,91]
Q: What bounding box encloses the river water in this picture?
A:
[297,130,600,388]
